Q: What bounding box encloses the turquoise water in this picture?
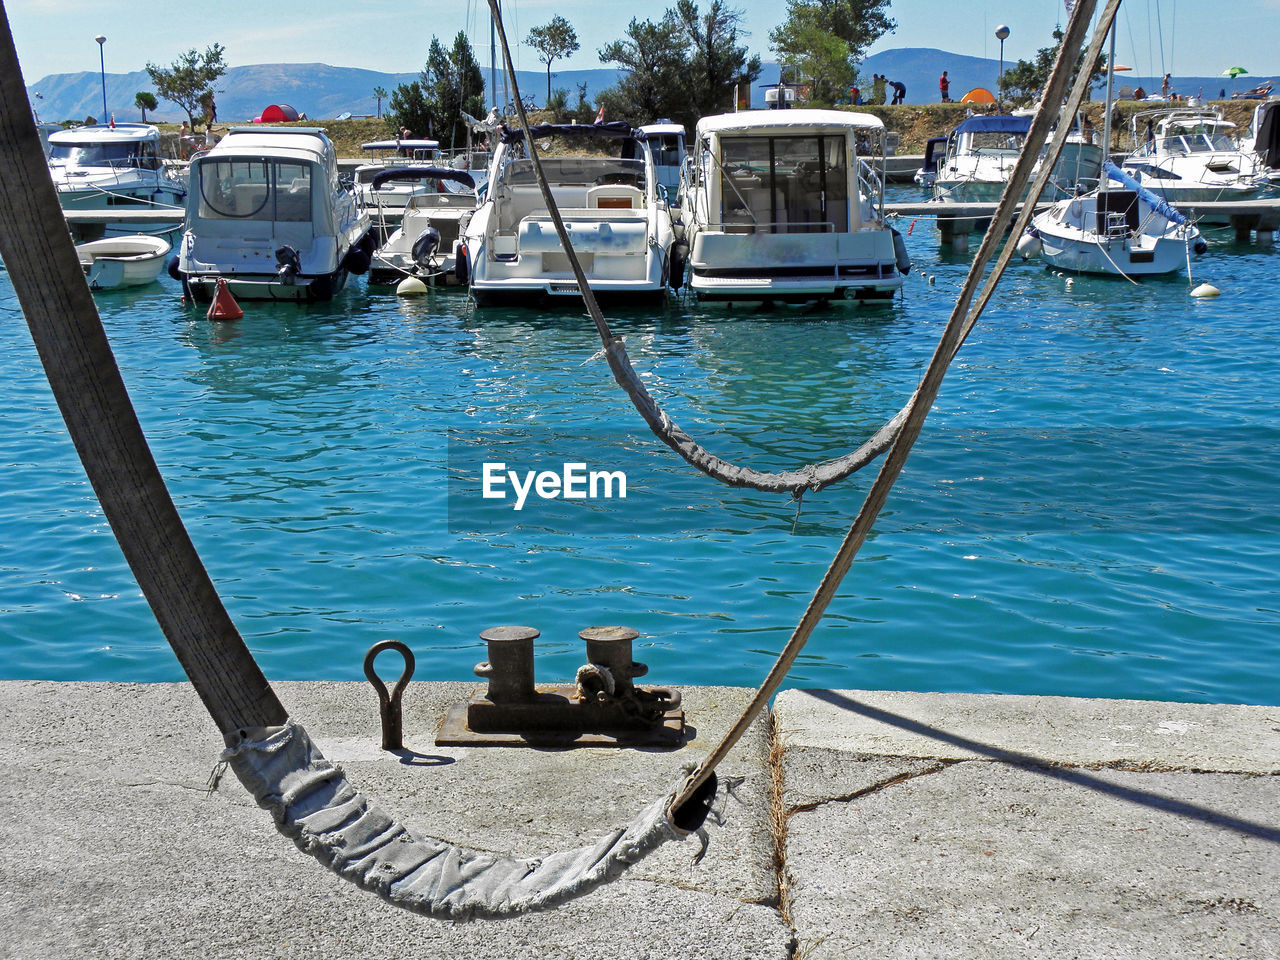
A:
[3,217,1278,705]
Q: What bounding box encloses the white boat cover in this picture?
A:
[222,720,705,920]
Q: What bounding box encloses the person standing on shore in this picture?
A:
[939,70,951,102]
[889,79,906,104]
[872,73,887,105]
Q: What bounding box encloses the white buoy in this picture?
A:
[1190,282,1221,298]
[928,275,936,285]
[396,276,429,296]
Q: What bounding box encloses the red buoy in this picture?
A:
[206,278,243,321]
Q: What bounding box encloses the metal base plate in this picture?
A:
[435,686,686,748]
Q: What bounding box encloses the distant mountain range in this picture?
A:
[25,51,1277,125]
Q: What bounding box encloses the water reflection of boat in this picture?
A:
[76,234,171,290]
[683,109,908,304]
[174,127,373,302]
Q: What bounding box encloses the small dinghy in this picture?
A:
[75,234,171,290]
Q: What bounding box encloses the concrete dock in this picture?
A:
[1,681,1275,959]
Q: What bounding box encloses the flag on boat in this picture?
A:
[595,105,605,124]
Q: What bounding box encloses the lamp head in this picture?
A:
[95,35,106,45]
[995,25,1010,41]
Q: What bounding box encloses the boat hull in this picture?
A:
[76,235,171,290]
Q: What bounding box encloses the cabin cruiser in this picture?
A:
[682,109,909,303]
[1121,109,1278,207]
[368,167,477,286]
[932,112,1102,204]
[459,121,677,305]
[352,138,440,235]
[47,123,185,235]
[172,127,373,302]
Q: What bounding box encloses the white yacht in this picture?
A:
[173,127,373,302]
[351,138,441,235]
[1121,109,1278,207]
[459,121,677,306]
[47,123,185,235]
[368,167,477,286]
[932,113,1102,204]
[682,109,909,303]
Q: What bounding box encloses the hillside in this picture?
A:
[26,53,1277,126]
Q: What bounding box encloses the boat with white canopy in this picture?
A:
[682,109,908,303]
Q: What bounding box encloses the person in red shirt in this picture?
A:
[939,70,951,102]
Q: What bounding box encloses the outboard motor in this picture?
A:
[275,245,301,285]
[411,226,441,268]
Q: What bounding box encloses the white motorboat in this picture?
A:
[173,127,374,302]
[460,121,677,305]
[47,123,185,236]
[932,113,1102,204]
[1121,109,1278,208]
[367,167,477,286]
[638,120,687,208]
[75,234,171,290]
[352,138,441,235]
[682,109,909,303]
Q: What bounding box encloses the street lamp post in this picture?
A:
[94,35,107,121]
[995,25,1010,110]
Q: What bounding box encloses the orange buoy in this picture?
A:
[206,278,243,321]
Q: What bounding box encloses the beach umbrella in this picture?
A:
[1222,66,1248,95]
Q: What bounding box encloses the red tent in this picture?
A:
[255,104,300,123]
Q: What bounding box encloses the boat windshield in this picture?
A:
[498,156,646,189]
[960,131,1026,155]
[718,134,848,234]
[49,141,159,170]
[196,159,315,221]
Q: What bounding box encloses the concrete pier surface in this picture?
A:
[1,681,1275,959]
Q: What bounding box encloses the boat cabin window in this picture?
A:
[49,140,160,170]
[719,134,848,234]
[196,159,315,222]
[649,135,685,201]
[499,156,645,189]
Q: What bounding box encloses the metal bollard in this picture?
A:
[579,625,647,695]
[473,625,538,703]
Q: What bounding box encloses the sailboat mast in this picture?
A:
[491,7,498,111]
[1099,17,1118,194]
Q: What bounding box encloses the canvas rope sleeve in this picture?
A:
[222,720,708,921]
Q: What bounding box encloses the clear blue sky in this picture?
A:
[8,0,1276,87]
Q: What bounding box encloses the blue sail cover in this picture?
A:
[1104,161,1188,225]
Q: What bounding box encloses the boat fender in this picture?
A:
[668,239,688,291]
[275,245,302,285]
[1016,230,1043,260]
[358,230,378,255]
[891,227,911,275]
[309,273,334,301]
[166,254,182,282]
[343,245,371,276]
[411,227,441,267]
[1193,239,1208,256]
[455,243,469,284]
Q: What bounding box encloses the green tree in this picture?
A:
[597,14,691,125]
[526,16,580,105]
[769,0,894,105]
[387,32,485,148]
[144,44,227,127]
[134,91,157,122]
[372,85,388,119]
[998,27,1107,107]
[673,1,761,117]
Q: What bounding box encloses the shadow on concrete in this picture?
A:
[804,688,1280,845]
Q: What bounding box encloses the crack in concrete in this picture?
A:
[785,759,958,815]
